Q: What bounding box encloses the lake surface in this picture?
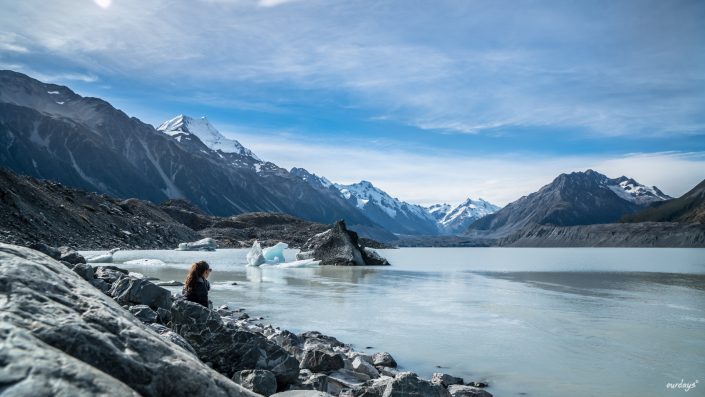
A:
[81,248,705,397]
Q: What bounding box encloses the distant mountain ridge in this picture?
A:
[290,167,501,235]
[467,169,672,237]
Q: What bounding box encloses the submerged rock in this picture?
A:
[300,221,390,266]
[0,243,258,397]
[176,237,217,251]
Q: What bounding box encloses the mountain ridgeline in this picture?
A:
[2,70,703,247]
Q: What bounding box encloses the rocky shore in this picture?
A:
[0,168,388,250]
[0,242,492,397]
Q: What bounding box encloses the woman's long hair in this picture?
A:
[184,260,210,292]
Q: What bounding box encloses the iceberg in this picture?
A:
[262,242,287,263]
[86,248,120,263]
[246,241,266,267]
[176,237,217,251]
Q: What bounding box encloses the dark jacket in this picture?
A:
[183,277,210,307]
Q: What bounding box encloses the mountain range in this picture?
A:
[467,169,673,238]
[0,70,498,238]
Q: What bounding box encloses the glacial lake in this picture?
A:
[81,248,705,397]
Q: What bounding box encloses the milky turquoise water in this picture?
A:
[81,248,705,397]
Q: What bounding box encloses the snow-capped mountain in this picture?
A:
[333,181,440,235]
[429,198,501,234]
[468,169,673,237]
[608,176,671,205]
[157,115,261,161]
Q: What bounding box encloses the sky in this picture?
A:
[1,0,704,206]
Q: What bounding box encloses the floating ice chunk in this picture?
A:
[86,248,120,263]
[263,242,287,263]
[247,240,266,267]
[260,259,320,268]
[176,237,217,251]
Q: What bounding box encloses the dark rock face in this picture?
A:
[109,277,173,310]
[129,304,159,323]
[232,369,278,396]
[300,349,345,373]
[58,246,86,264]
[300,221,390,266]
[148,323,197,357]
[170,299,301,387]
[0,243,259,397]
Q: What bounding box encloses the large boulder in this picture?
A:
[0,243,258,397]
[109,276,173,310]
[299,221,390,266]
[94,265,129,284]
[372,352,397,368]
[381,372,451,397]
[431,373,464,387]
[170,299,301,387]
[232,369,278,396]
[58,246,86,264]
[300,349,345,373]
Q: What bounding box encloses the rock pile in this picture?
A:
[1,242,491,397]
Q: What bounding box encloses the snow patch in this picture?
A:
[47,91,60,95]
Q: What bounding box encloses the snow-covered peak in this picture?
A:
[427,197,500,233]
[290,167,333,189]
[157,114,261,161]
[607,176,671,205]
[334,180,432,221]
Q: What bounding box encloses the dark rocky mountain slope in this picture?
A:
[467,169,671,238]
[0,167,380,249]
[0,70,375,228]
[621,178,705,224]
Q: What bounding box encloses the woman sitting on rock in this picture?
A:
[183,260,212,307]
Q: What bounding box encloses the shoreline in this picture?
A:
[3,242,493,397]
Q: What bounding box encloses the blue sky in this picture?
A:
[1,0,704,205]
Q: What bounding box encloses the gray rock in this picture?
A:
[170,299,300,387]
[94,265,129,284]
[291,370,329,392]
[89,277,112,293]
[0,323,140,397]
[327,368,371,395]
[355,376,394,397]
[156,307,172,324]
[372,352,397,368]
[431,373,464,387]
[301,221,389,266]
[295,250,315,260]
[71,263,95,281]
[232,369,278,396]
[109,276,173,310]
[377,367,400,378]
[363,248,390,266]
[176,237,217,251]
[300,349,345,373]
[148,323,197,357]
[156,280,184,286]
[0,243,259,397]
[269,329,303,358]
[352,356,380,379]
[381,372,451,397]
[271,391,334,397]
[58,246,86,264]
[28,242,61,260]
[301,331,345,350]
[447,385,493,397]
[129,304,158,323]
